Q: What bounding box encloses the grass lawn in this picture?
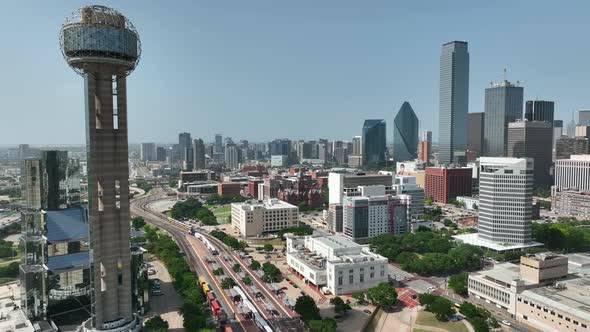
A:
[413,329,431,332]
[212,205,231,218]
[415,311,468,332]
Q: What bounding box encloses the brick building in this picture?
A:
[218,182,242,196]
[425,166,472,204]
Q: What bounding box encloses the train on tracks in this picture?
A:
[198,276,232,331]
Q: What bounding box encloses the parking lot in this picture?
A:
[147,260,184,331]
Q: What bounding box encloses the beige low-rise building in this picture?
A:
[520,252,569,284]
[516,277,590,332]
[468,253,569,316]
[231,199,299,237]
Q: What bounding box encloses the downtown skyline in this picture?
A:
[1,1,590,144]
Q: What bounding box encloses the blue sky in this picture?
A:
[0,1,588,144]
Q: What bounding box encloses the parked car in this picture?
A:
[501,320,511,326]
[363,309,372,314]
[151,289,163,296]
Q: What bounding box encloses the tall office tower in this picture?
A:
[555,137,590,159]
[478,157,533,244]
[418,130,432,163]
[566,112,577,138]
[393,101,419,161]
[224,144,241,170]
[178,132,192,170]
[318,142,328,162]
[483,80,524,156]
[22,151,81,211]
[22,159,43,210]
[192,138,206,170]
[553,120,564,153]
[139,143,156,162]
[579,110,590,126]
[507,121,553,188]
[439,41,469,164]
[362,120,386,165]
[60,5,140,330]
[19,144,31,159]
[214,134,223,153]
[352,136,362,155]
[467,112,485,156]
[155,147,166,161]
[524,100,554,123]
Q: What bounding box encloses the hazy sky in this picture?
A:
[0,1,588,145]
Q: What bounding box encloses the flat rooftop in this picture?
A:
[0,283,35,332]
[314,234,359,250]
[235,198,296,210]
[453,233,543,252]
[522,277,590,322]
[471,262,535,287]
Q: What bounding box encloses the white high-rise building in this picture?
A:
[553,155,590,191]
[454,157,542,251]
[479,157,533,244]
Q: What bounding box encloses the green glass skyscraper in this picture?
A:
[393,102,419,161]
[362,120,386,165]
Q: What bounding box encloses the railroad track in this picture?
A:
[132,187,306,332]
[130,188,251,332]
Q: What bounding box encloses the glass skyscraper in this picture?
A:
[393,101,419,161]
[362,119,386,165]
[483,80,524,157]
[439,41,469,164]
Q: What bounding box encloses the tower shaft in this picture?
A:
[84,65,132,328]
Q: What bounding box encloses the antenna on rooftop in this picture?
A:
[503,68,507,81]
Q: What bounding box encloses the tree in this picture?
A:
[144,315,169,331]
[448,272,468,296]
[250,259,261,270]
[232,263,241,273]
[420,294,454,321]
[132,216,146,229]
[221,278,236,289]
[366,282,397,308]
[329,296,351,315]
[242,275,252,286]
[295,295,321,322]
[395,252,418,268]
[309,319,337,332]
[429,296,454,321]
[470,317,490,332]
[213,268,224,276]
[261,262,281,283]
[459,302,479,320]
[425,197,434,205]
[352,292,366,304]
[264,243,274,252]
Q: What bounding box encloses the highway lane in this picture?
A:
[131,189,255,332]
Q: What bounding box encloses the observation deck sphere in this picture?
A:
[59,5,141,76]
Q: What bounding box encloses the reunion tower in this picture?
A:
[60,6,140,331]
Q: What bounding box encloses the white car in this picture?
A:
[501,320,511,326]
